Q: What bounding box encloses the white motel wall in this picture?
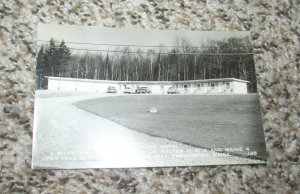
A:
[46,77,249,94]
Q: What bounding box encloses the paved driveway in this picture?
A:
[32,91,264,169]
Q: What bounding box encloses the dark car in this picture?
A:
[135,87,151,94]
[167,87,180,94]
[107,86,117,93]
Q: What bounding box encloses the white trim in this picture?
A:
[45,76,249,84]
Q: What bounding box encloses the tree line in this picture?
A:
[36,36,257,92]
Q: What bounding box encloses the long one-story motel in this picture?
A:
[46,76,249,94]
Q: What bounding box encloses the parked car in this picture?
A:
[167,87,180,94]
[124,87,135,94]
[107,86,117,93]
[135,87,151,94]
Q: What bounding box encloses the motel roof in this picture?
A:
[46,77,249,84]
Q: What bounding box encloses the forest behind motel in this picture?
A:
[36,36,257,93]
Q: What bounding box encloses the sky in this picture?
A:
[37,23,251,53]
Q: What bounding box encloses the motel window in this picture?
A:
[211,83,215,89]
[226,82,230,89]
[184,84,188,89]
[197,84,200,89]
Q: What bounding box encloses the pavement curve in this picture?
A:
[32,91,265,169]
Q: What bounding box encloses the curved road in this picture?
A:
[32,91,264,169]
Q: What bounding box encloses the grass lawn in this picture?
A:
[75,94,267,160]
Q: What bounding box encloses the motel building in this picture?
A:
[46,77,249,94]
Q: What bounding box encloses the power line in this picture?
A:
[36,40,253,49]
[36,45,253,55]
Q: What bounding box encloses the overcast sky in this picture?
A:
[37,23,250,52]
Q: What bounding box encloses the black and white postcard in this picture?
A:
[32,23,267,169]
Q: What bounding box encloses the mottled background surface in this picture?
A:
[0,0,299,193]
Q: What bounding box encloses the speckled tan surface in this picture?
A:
[0,0,300,193]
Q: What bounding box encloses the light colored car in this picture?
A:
[136,87,151,94]
[107,86,117,93]
[124,87,135,94]
[167,87,180,94]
